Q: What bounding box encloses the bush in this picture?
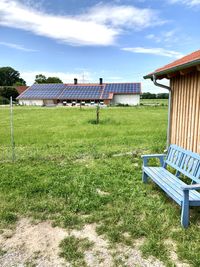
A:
[0,96,9,105]
[0,86,19,101]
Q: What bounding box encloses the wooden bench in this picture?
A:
[141,144,200,228]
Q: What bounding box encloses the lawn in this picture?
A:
[140,98,168,106]
[0,106,200,266]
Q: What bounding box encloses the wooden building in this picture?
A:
[144,50,200,154]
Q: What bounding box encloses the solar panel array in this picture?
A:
[18,83,141,100]
[102,83,140,99]
[104,83,141,93]
[101,92,110,99]
[59,86,103,100]
[18,84,66,99]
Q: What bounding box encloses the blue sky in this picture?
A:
[0,0,199,92]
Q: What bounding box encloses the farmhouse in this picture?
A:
[17,79,141,106]
[144,49,200,154]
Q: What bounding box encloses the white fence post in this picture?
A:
[10,96,15,162]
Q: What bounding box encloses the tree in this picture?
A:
[0,67,26,86]
[0,87,19,100]
[14,78,26,86]
[46,77,63,83]
[35,74,63,84]
[141,92,169,99]
[157,93,169,99]
[142,92,156,99]
[35,74,47,84]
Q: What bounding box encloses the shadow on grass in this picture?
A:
[88,118,121,125]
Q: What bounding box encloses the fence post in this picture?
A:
[10,96,15,162]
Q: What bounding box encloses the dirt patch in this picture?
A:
[0,218,186,267]
[115,243,165,267]
[71,224,165,267]
[0,218,68,267]
[71,224,113,267]
[164,239,190,267]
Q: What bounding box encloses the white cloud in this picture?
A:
[169,0,200,6]
[0,41,37,51]
[122,47,184,58]
[20,71,92,85]
[146,30,179,44]
[85,4,163,29]
[0,0,163,46]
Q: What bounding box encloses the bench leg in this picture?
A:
[142,171,148,183]
[181,190,189,228]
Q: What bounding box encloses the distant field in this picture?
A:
[0,106,199,266]
[140,98,168,105]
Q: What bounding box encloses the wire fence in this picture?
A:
[0,102,104,163]
[0,97,15,162]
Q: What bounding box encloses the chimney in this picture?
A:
[99,78,103,85]
[74,78,78,85]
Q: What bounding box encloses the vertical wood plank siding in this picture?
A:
[170,71,200,153]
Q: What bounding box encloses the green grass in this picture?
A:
[0,106,200,266]
[140,98,168,105]
[59,236,94,266]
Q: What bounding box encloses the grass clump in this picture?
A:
[59,236,94,266]
[0,210,18,226]
[0,247,7,256]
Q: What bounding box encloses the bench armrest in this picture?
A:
[182,184,200,191]
[141,154,166,167]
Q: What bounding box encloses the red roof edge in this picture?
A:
[144,49,200,79]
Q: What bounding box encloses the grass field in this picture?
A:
[140,98,168,105]
[0,106,200,266]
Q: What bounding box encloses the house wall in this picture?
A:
[19,99,44,106]
[43,100,55,106]
[103,99,111,105]
[112,94,140,106]
[170,70,200,153]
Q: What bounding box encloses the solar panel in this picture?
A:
[59,86,103,100]
[101,92,111,99]
[104,83,141,93]
[18,84,66,99]
[30,84,66,90]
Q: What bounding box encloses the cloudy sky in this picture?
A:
[0,0,199,92]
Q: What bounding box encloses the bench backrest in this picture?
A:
[165,144,200,183]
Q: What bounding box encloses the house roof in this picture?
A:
[17,82,141,100]
[15,86,29,94]
[144,49,200,79]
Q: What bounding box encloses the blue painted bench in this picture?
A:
[141,144,200,228]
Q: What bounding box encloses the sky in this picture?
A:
[0,0,199,92]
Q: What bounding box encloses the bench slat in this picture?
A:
[144,167,200,205]
[151,167,200,200]
[165,145,200,183]
[144,167,182,205]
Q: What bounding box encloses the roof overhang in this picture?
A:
[144,59,200,80]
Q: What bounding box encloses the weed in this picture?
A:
[59,236,93,266]
[0,248,6,256]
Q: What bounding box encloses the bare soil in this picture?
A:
[0,218,188,267]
